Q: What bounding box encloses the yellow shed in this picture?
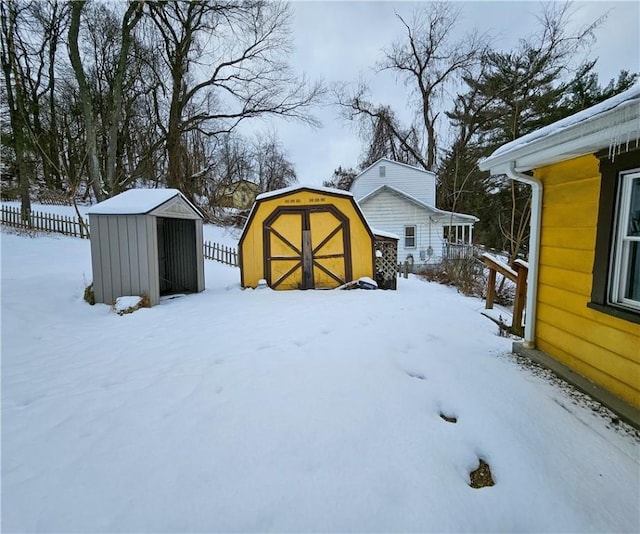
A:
[239,185,375,289]
[480,85,640,420]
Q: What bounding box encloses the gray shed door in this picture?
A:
[157,217,198,295]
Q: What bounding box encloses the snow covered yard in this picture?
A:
[2,229,639,533]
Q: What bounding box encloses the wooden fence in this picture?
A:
[203,241,238,267]
[1,206,240,267]
[1,205,90,238]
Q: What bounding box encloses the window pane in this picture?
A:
[627,177,640,237]
[405,226,415,248]
[624,241,640,301]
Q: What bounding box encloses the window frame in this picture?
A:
[379,165,386,178]
[610,170,640,311]
[589,149,640,323]
[404,225,416,249]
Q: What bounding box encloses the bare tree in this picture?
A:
[380,3,486,170]
[68,0,145,200]
[1,0,31,217]
[147,0,322,198]
[337,3,485,172]
[335,82,426,169]
[254,131,296,192]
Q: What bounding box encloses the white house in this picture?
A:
[350,158,478,269]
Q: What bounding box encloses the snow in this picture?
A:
[255,183,354,201]
[371,227,399,240]
[86,188,186,215]
[2,227,639,533]
[113,295,143,314]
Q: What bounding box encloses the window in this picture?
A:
[405,225,416,248]
[590,149,640,322]
[610,170,640,310]
[379,165,386,178]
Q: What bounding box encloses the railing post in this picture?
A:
[486,268,496,309]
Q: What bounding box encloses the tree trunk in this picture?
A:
[105,1,144,195]
[68,1,104,201]
[0,2,31,220]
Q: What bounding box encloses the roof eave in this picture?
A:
[479,100,640,174]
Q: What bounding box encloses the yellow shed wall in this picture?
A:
[534,155,640,407]
[240,190,374,289]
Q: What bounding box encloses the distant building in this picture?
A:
[350,158,478,269]
[218,180,260,210]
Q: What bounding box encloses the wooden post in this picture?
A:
[403,260,409,278]
[486,268,496,309]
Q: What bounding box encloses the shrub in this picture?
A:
[419,257,486,297]
[83,283,95,305]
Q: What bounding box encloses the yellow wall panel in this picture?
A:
[536,321,639,395]
[541,203,599,228]
[534,155,600,186]
[532,155,640,408]
[539,226,596,250]
[543,176,600,206]
[537,284,640,335]
[537,302,639,361]
[537,335,640,408]
[538,265,592,295]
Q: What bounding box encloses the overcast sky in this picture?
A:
[243,0,639,187]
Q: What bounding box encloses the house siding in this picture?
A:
[534,155,640,407]
[351,159,436,206]
[359,189,449,266]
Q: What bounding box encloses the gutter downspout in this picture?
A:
[502,161,543,349]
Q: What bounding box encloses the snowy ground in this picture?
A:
[2,227,639,533]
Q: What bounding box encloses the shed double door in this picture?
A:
[264,207,351,289]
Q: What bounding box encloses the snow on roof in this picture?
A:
[359,184,479,222]
[240,184,371,244]
[255,184,354,201]
[480,83,640,172]
[370,227,400,240]
[87,189,183,215]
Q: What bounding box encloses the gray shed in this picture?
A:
[87,188,205,306]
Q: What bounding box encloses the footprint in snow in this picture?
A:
[439,412,458,423]
[405,370,426,380]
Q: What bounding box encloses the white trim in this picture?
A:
[479,83,640,173]
[358,184,479,222]
[404,225,417,248]
[255,184,354,201]
[611,170,640,311]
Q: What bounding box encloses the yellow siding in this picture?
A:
[240,190,374,289]
[533,155,640,407]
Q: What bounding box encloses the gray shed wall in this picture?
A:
[89,214,160,305]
